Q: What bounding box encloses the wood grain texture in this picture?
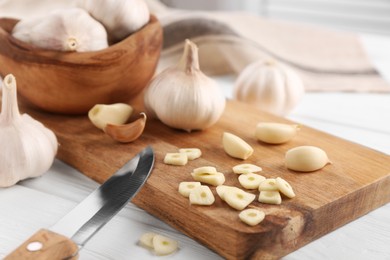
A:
[4,229,78,260]
[15,101,390,259]
[0,16,162,114]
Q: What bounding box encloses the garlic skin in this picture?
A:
[0,74,58,187]
[12,8,108,52]
[78,0,150,42]
[233,59,305,116]
[144,39,226,132]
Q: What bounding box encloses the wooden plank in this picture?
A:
[13,100,390,259]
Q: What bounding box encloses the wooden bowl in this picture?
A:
[0,15,162,114]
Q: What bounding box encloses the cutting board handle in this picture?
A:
[4,229,79,260]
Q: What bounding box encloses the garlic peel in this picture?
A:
[104,112,147,143]
[144,39,226,132]
[0,74,58,187]
[233,59,305,116]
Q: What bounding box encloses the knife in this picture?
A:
[5,146,154,260]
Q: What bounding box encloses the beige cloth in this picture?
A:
[1,0,389,92]
[151,5,390,92]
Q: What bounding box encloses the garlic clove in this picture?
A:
[144,39,226,132]
[78,0,150,42]
[285,146,331,172]
[12,8,108,52]
[104,112,147,143]
[0,74,58,187]
[222,132,253,160]
[88,103,133,131]
[233,59,305,116]
[255,122,300,144]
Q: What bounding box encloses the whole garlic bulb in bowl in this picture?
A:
[233,59,305,116]
[78,0,150,42]
[12,8,108,52]
[0,15,162,114]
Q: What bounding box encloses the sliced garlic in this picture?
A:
[139,232,157,248]
[88,103,133,131]
[179,148,202,160]
[285,146,330,172]
[152,234,179,256]
[258,178,278,191]
[191,171,225,186]
[232,163,262,174]
[104,113,146,143]
[223,187,256,210]
[238,173,266,190]
[222,132,253,160]
[255,122,300,144]
[239,209,266,226]
[216,185,233,201]
[276,177,295,198]
[189,185,215,205]
[258,190,282,205]
[164,153,188,166]
[192,166,217,175]
[178,181,201,197]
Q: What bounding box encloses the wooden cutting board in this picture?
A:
[18,100,390,259]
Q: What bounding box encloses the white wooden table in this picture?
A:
[0,34,389,260]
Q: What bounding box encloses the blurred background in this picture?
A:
[160,0,390,35]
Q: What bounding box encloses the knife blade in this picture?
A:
[5,146,154,260]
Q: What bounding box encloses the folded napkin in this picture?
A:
[148,1,390,92]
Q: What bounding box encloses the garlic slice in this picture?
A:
[0,74,58,187]
[144,39,226,132]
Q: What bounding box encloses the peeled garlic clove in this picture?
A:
[144,39,226,132]
[0,74,58,187]
[78,0,150,42]
[222,132,253,160]
[285,146,330,172]
[233,59,305,116]
[88,103,133,131]
[104,113,146,143]
[255,122,300,144]
[12,8,108,52]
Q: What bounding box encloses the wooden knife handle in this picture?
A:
[5,229,79,260]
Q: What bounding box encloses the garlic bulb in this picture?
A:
[144,39,226,132]
[233,59,305,116]
[0,74,58,187]
[78,0,150,42]
[12,8,108,52]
